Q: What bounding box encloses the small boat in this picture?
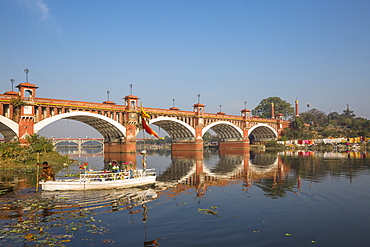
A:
[39,169,156,191]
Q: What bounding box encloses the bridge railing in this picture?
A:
[34,97,128,110]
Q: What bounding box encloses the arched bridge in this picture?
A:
[51,138,104,148]
[0,82,291,152]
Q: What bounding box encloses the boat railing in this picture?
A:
[80,169,156,182]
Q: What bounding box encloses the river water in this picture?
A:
[1,148,370,247]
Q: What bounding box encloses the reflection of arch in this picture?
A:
[249,153,278,174]
[0,116,18,141]
[34,112,126,142]
[149,117,195,141]
[202,121,243,141]
[156,158,195,182]
[206,154,244,175]
[248,124,278,142]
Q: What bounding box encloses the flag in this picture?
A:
[140,104,163,139]
[142,118,163,139]
[141,106,150,119]
[79,162,88,170]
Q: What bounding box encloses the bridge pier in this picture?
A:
[171,141,203,152]
[105,140,136,153]
[219,140,249,151]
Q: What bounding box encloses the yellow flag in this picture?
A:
[141,106,150,119]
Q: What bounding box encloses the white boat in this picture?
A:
[39,169,156,191]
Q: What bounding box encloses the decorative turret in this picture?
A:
[295,99,299,117]
[169,98,179,110]
[275,113,284,120]
[124,95,139,110]
[193,103,205,116]
[217,105,225,115]
[193,94,204,116]
[241,109,250,118]
[17,82,38,102]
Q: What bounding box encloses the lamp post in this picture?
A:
[10,78,15,91]
[244,101,247,109]
[197,94,201,104]
[107,91,110,101]
[172,98,175,108]
[24,68,29,82]
[219,105,222,112]
[129,84,133,95]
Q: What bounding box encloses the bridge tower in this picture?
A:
[17,82,38,142]
[171,102,205,152]
[105,94,139,154]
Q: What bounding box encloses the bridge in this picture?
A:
[0,81,293,152]
[51,137,104,148]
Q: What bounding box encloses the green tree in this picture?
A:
[252,97,294,119]
[10,97,27,122]
[26,134,54,153]
[300,108,327,126]
[342,104,356,118]
[0,141,23,159]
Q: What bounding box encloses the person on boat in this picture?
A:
[112,161,120,173]
[38,161,55,181]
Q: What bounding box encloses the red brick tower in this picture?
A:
[17,82,38,142]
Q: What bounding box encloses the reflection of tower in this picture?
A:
[195,152,205,197]
[243,151,251,188]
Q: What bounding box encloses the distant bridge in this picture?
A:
[0,81,294,152]
[51,138,104,148]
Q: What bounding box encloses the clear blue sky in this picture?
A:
[1,0,370,137]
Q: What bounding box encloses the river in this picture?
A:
[1,148,370,246]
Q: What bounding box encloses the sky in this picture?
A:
[1,0,370,137]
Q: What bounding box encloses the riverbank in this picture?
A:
[0,152,74,195]
[260,140,370,152]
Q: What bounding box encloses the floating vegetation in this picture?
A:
[0,195,110,246]
[198,206,219,217]
[0,188,157,246]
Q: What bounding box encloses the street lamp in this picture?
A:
[10,78,15,91]
[129,84,133,95]
[244,101,247,109]
[219,105,222,112]
[24,68,29,82]
[107,91,110,101]
[172,98,175,108]
[197,94,201,104]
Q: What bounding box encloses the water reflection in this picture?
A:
[1,148,370,246]
[2,148,369,201]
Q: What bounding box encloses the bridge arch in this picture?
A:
[149,117,196,141]
[248,124,278,142]
[34,112,126,142]
[202,121,243,141]
[0,116,18,142]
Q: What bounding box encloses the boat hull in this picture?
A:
[39,176,156,191]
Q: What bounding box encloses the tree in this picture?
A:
[26,134,54,153]
[10,97,26,122]
[342,104,356,118]
[252,97,294,119]
[0,141,23,159]
[300,108,327,126]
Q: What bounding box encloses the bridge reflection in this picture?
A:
[152,150,288,198]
